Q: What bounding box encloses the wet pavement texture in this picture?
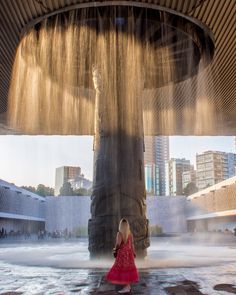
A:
[0,236,236,294]
[0,264,236,295]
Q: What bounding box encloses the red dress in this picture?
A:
[106,233,139,285]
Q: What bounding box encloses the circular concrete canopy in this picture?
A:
[0,0,235,135]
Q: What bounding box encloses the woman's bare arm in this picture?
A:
[131,234,136,257]
[115,232,122,248]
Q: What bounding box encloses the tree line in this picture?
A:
[59,182,92,196]
[21,182,92,197]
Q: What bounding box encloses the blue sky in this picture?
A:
[0,136,234,188]
[169,136,235,165]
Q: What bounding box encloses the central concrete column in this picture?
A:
[88,65,149,257]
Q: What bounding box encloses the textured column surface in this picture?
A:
[88,65,149,257]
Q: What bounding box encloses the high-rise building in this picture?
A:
[68,175,93,191]
[55,166,81,196]
[196,151,236,190]
[182,166,196,189]
[144,164,159,195]
[165,158,191,196]
[144,136,169,195]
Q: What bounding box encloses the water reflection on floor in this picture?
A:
[0,237,236,294]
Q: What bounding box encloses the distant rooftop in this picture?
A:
[0,179,45,201]
[196,150,236,155]
[187,176,236,200]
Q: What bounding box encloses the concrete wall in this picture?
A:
[45,196,91,234]
[187,181,236,232]
[147,195,187,233]
[0,187,45,220]
[189,182,236,213]
[45,195,188,234]
[3,177,236,235]
[0,179,188,235]
[0,185,45,234]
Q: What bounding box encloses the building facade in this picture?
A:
[187,176,236,232]
[0,179,188,236]
[47,195,187,235]
[196,151,236,191]
[182,166,196,189]
[0,179,45,235]
[55,166,81,196]
[2,177,236,236]
[144,164,159,194]
[144,136,169,195]
[165,158,192,196]
[68,175,92,191]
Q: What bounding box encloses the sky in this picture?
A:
[0,135,235,188]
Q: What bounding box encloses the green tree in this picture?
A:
[21,186,36,193]
[59,182,74,196]
[36,184,54,197]
[73,187,91,196]
[183,182,198,196]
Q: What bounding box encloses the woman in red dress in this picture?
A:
[106,218,139,293]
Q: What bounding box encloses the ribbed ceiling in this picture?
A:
[0,0,235,135]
